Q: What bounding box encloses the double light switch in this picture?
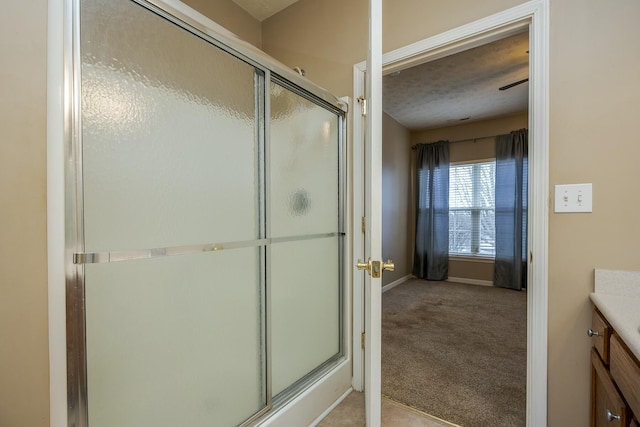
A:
[554,183,593,213]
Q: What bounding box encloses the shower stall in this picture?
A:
[65,0,348,425]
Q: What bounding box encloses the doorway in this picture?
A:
[382,30,529,427]
[352,3,549,425]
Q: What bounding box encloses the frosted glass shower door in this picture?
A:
[269,82,343,397]
[71,0,348,425]
[79,0,266,426]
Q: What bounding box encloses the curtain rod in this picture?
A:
[411,134,501,149]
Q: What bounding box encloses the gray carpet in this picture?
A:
[382,279,526,427]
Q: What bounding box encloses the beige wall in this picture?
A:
[259,1,640,426]
[449,259,495,283]
[548,1,640,425]
[411,113,528,162]
[182,0,262,48]
[381,0,528,53]
[0,2,50,427]
[412,113,528,283]
[262,0,368,96]
[382,113,411,286]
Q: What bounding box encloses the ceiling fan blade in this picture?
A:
[499,78,529,91]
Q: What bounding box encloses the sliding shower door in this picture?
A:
[68,0,346,426]
[79,0,266,425]
[269,81,343,399]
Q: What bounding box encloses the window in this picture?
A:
[449,161,495,256]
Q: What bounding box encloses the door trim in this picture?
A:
[351,1,549,425]
[47,0,67,425]
[350,72,366,393]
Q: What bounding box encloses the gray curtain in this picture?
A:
[494,129,528,290]
[412,141,449,281]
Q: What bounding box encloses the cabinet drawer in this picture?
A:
[591,309,611,364]
[592,348,630,427]
[610,334,640,418]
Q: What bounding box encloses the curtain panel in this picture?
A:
[494,129,528,290]
[412,141,450,281]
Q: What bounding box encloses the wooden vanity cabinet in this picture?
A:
[610,335,640,419]
[592,348,631,426]
[590,307,640,427]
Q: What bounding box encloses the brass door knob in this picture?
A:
[357,258,371,272]
[357,258,394,278]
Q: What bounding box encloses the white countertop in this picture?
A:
[590,293,640,360]
[591,269,640,361]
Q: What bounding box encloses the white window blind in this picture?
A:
[449,161,495,256]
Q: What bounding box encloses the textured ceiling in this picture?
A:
[383,31,530,130]
[231,0,300,21]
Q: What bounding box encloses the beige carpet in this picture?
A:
[382,279,526,427]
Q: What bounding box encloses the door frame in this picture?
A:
[351,1,549,425]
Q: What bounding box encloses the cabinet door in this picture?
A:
[591,309,611,364]
[592,348,630,427]
[611,334,640,418]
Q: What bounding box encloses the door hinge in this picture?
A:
[357,96,367,117]
[529,251,533,263]
[361,332,366,349]
[361,216,366,234]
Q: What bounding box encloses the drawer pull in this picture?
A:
[606,409,621,422]
[588,328,601,337]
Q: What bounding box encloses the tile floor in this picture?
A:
[316,391,459,427]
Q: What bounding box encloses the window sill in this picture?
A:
[449,254,495,264]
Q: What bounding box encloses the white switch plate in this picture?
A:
[554,183,593,213]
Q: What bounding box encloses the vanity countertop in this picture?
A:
[590,269,640,361]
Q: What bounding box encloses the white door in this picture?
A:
[362,0,384,425]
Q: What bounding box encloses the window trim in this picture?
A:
[449,254,495,263]
[450,157,496,166]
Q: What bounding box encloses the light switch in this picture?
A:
[554,183,592,213]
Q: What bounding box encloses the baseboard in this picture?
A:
[446,277,494,287]
[382,274,413,293]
